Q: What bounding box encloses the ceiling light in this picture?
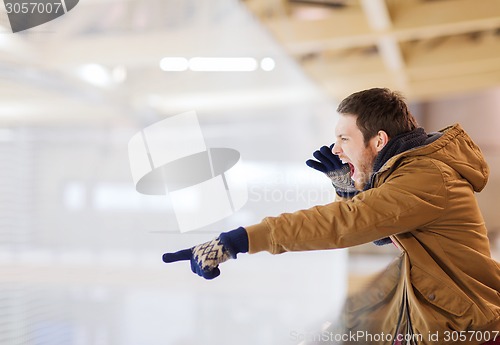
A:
[159,57,272,72]
[160,57,189,71]
[260,57,275,71]
[77,64,111,87]
[189,57,257,72]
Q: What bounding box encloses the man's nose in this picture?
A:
[332,143,342,155]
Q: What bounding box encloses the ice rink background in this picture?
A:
[0,1,499,344]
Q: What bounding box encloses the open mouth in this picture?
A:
[348,162,355,177]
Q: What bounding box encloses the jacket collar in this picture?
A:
[365,127,429,191]
[372,125,455,177]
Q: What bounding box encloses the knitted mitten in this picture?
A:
[306,144,357,198]
[162,227,248,279]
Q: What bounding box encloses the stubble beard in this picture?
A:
[353,149,377,191]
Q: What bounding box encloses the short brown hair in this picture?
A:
[337,88,418,144]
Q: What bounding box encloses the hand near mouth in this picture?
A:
[306,144,358,198]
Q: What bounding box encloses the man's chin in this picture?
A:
[353,175,371,191]
[354,180,365,191]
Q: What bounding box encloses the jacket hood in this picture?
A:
[385,124,489,192]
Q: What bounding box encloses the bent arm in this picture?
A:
[246,160,447,254]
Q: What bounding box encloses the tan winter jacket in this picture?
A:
[245,124,500,344]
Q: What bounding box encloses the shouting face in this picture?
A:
[332,114,387,190]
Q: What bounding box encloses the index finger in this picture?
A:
[162,249,192,263]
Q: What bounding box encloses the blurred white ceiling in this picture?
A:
[0,4,498,344]
[0,0,327,126]
[0,0,499,126]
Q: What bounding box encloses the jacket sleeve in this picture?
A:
[246,159,447,254]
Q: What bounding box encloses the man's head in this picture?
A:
[332,88,418,190]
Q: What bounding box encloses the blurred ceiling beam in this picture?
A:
[243,0,500,101]
[390,0,500,37]
[250,0,500,51]
[1,0,500,126]
[360,0,407,91]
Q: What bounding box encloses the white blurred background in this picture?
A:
[0,0,499,344]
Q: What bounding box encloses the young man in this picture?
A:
[163,88,500,344]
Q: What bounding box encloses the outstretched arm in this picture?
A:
[162,227,248,279]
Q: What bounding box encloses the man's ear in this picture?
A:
[375,130,389,152]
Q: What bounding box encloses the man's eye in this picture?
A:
[341,138,348,142]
